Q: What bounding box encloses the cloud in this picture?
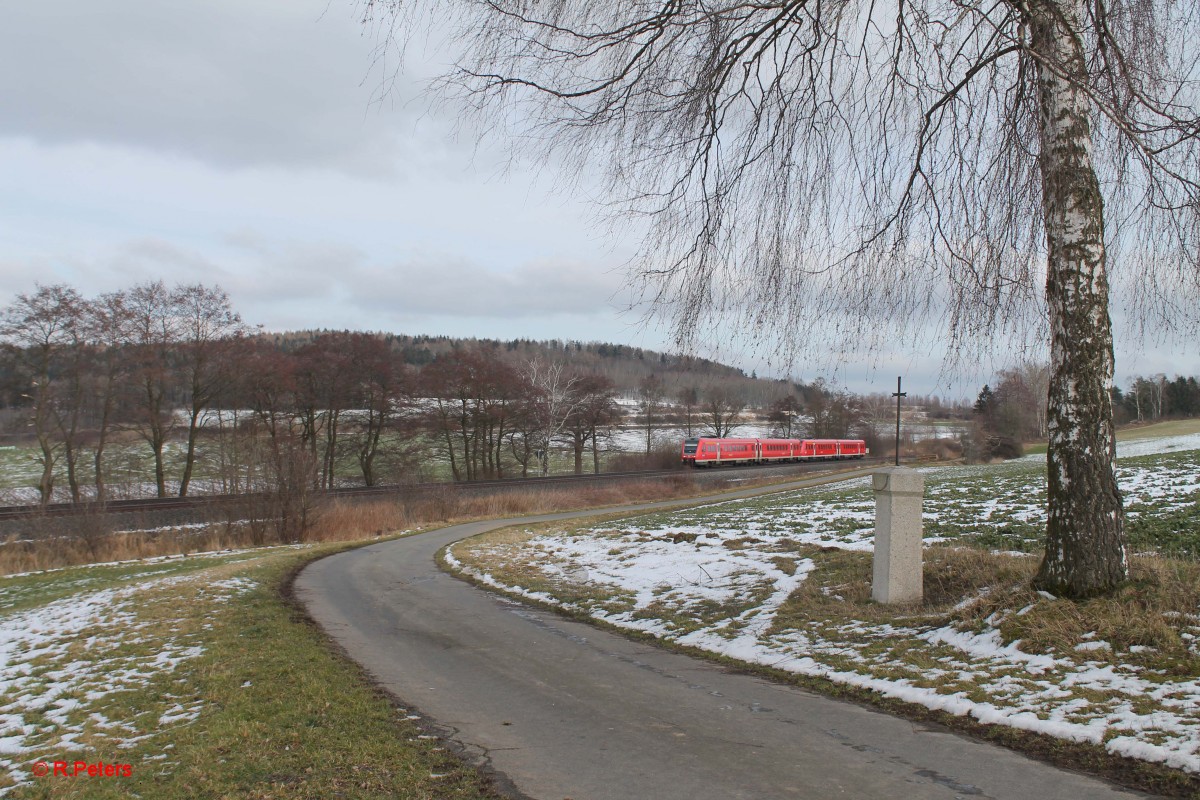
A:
[211,234,628,320]
[0,0,425,175]
[347,255,629,318]
[3,231,629,325]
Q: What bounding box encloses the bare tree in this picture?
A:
[0,285,84,504]
[808,389,865,440]
[366,0,1200,596]
[564,374,621,474]
[235,341,308,495]
[767,394,805,439]
[122,281,178,498]
[47,299,89,503]
[1130,376,1148,422]
[1015,361,1051,439]
[1149,373,1168,420]
[423,351,474,481]
[677,386,700,437]
[173,284,244,497]
[84,290,131,503]
[294,334,359,490]
[637,374,665,454]
[704,389,745,438]
[423,347,523,480]
[345,335,413,486]
[504,393,541,478]
[240,339,299,450]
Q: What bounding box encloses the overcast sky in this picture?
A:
[1,0,1193,400]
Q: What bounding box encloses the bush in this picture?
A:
[912,437,963,461]
[962,422,1023,462]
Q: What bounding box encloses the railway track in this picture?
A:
[0,456,888,522]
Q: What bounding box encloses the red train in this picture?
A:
[681,437,869,467]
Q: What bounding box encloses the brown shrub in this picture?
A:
[912,437,964,461]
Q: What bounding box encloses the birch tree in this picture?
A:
[525,357,584,476]
[366,0,1200,597]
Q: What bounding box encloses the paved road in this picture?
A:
[295,472,1153,800]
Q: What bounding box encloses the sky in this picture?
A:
[0,0,1193,401]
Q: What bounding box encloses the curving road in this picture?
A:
[295,471,1154,800]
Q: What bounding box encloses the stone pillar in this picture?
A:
[872,467,925,604]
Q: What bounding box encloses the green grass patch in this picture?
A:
[5,545,505,800]
[0,550,284,616]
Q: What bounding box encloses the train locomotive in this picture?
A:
[681,436,868,467]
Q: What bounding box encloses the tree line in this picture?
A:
[1114,375,1200,424]
[972,364,1200,459]
[1,283,887,506]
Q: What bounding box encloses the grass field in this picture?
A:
[449,434,1200,792]
[0,467,846,797]
[1022,417,1200,455]
[4,421,1197,796]
[0,544,505,799]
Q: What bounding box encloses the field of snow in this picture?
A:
[450,433,1200,773]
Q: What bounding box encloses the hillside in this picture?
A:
[258,330,790,405]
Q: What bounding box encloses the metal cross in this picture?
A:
[892,376,907,466]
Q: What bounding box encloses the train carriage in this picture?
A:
[683,437,759,466]
[838,440,868,458]
[758,438,797,463]
[682,436,868,467]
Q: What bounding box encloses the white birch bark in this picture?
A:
[1029,0,1128,596]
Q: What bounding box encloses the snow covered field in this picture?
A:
[450,434,1200,773]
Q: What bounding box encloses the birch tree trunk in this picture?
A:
[1028,0,1127,597]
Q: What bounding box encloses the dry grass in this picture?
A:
[1117,418,1200,440]
[0,472,766,575]
[770,545,1200,674]
[911,437,964,461]
[0,522,251,575]
[770,545,1039,630]
[962,555,1200,666]
[306,476,706,541]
